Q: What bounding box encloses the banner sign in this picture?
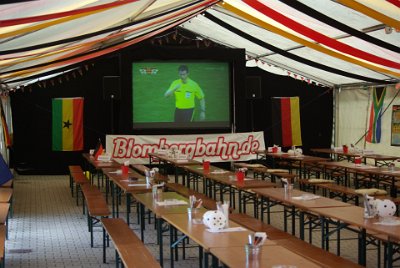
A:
[391,105,400,146]
[106,132,265,164]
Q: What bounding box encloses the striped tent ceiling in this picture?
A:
[0,0,399,90]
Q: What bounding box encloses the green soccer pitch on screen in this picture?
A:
[132,61,231,129]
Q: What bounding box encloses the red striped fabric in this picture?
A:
[72,98,83,150]
[386,0,400,8]
[243,0,400,70]
[0,0,140,27]
[2,0,217,81]
[280,98,292,146]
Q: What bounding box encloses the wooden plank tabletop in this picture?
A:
[162,213,270,251]
[252,188,352,210]
[210,244,322,268]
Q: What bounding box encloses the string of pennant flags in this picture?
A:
[245,55,324,87]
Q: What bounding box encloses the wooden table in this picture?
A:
[148,152,200,184]
[311,148,360,162]
[210,244,322,268]
[102,167,150,224]
[308,205,400,267]
[82,153,121,186]
[252,188,351,239]
[162,213,263,268]
[319,161,400,196]
[132,192,191,267]
[183,164,278,215]
[256,150,329,179]
[182,164,235,195]
[311,148,398,166]
[233,162,297,182]
[353,166,400,197]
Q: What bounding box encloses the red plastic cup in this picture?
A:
[342,145,348,154]
[121,165,129,175]
[203,161,210,171]
[354,157,362,165]
[272,147,278,153]
[236,171,245,182]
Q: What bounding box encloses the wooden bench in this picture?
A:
[0,204,10,241]
[233,162,296,183]
[302,162,325,179]
[166,183,195,197]
[0,180,13,188]
[130,164,169,183]
[0,188,12,221]
[229,213,363,267]
[71,171,90,206]
[0,225,5,268]
[318,183,360,205]
[81,184,110,247]
[0,179,14,219]
[166,183,217,210]
[101,218,160,267]
[81,184,103,213]
[299,179,360,205]
[69,165,84,197]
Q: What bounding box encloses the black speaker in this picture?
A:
[103,76,121,100]
[245,76,262,99]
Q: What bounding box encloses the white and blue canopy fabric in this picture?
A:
[0,0,399,89]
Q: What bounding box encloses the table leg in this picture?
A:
[300,211,305,240]
[386,240,393,268]
[267,197,271,224]
[126,194,131,226]
[105,176,109,204]
[111,182,115,218]
[137,203,143,241]
[102,227,106,263]
[238,190,242,213]
[291,206,295,235]
[157,217,164,267]
[358,229,366,266]
[320,216,325,250]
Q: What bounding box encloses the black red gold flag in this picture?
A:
[271,97,302,147]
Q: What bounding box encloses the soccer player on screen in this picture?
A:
[164,65,206,122]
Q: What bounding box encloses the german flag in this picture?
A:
[52,97,84,151]
[271,97,302,147]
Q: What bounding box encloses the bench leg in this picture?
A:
[199,246,203,268]
[90,215,93,247]
[170,224,174,268]
[103,227,106,263]
[76,184,79,206]
[69,174,73,196]
[157,218,164,267]
[115,250,119,268]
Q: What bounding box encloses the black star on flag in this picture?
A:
[63,120,72,129]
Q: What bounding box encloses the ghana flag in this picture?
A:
[366,87,386,143]
[271,97,302,147]
[52,97,84,151]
